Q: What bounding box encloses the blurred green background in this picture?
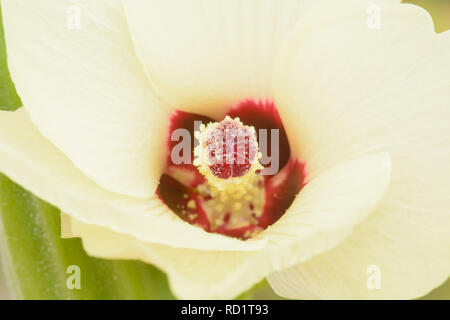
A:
[407,0,449,33]
[0,0,449,300]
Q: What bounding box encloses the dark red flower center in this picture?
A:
[157,99,305,240]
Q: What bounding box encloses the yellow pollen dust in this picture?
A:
[193,116,263,201]
[193,117,265,233]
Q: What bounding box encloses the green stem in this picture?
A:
[0,173,175,300]
[0,3,22,111]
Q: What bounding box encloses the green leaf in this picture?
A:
[0,173,175,300]
[0,3,22,111]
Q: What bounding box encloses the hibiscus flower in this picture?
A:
[0,0,448,299]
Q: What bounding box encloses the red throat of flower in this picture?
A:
[157,100,306,240]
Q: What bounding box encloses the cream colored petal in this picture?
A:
[2,0,169,198]
[122,0,305,118]
[61,153,390,299]
[68,218,269,300]
[263,153,391,270]
[60,213,76,239]
[0,109,266,251]
[270,1,450,299]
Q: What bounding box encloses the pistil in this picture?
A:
[193,116,263,199]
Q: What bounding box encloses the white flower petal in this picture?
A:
[68,218,269,300]
[2,0,169,197]
[122,0,305,118]
[263,153,391,270]
[60,153,391,299]
[269,1,450,299]
[0,109,266,251]
[60,212,76,239]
